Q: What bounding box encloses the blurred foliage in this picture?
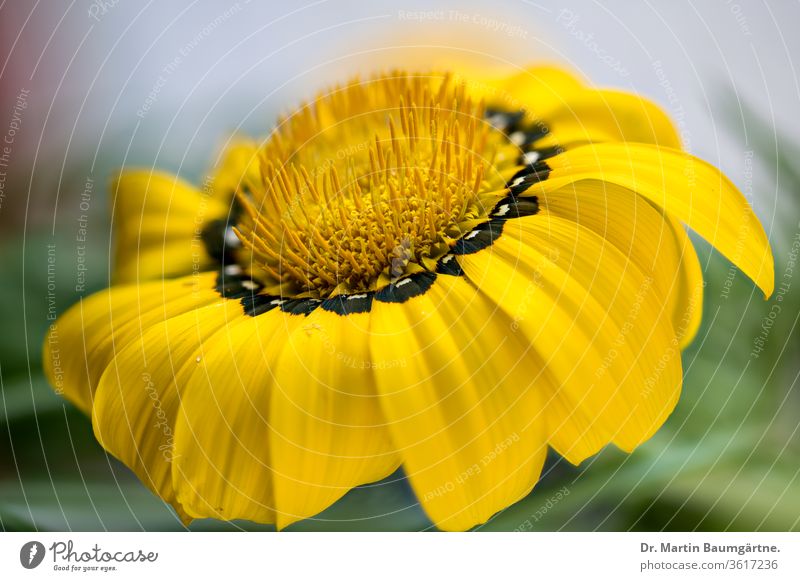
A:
[1,97,798,532]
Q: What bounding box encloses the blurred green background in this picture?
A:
[1,0,799,531]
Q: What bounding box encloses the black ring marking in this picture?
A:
[321,292,375,315]
[485,108,525,132]
[242,294,282,317]
[216,269,263,299]
[451,220,504,255]
[517,146,564,166]
[241,294,322,317]
[490,196,540,219]
[375,272,437,303]
[435,254,464,276]
[508,161,551,195]
[201,197,243,265]
[202,219,235,263]
[279,298,322,316]
[217,270,321,318]
[484,108,550,147]
[508,128,549,148]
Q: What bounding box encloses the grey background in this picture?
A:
[0,0,797,235]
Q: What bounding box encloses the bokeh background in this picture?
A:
[1,0,798,531]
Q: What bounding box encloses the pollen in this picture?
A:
[234,71,519,297]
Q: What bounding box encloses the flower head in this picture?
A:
[44,67,773,530]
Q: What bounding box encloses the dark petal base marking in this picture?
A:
[218,270,380,317]
[220,268,440,316]
[484,108,550,143]
[485,108,525,132]
[490,196,539,219]
[451,220,505,255]
[483,106,559,197]
[518,146,563,166]
[375,272,437,303]
[280,298,323,316]
[215,270,321,317]
[508,128,550,149]
[508,161,551,195]
[216,268,263,299]
[201,199,243,264]
[436,254,464,276]
[241,294,322,317]
[321,292,374,315]
[242,294,283,317]
[437,195,539,271]
[201,218,237,264]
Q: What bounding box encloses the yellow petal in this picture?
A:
[512,216,684,454]
[92,300,242,517]
[537,143,774,297]
[171,311,304,524]
[370,274,548,531]
[42,272,222,413]
[541,179,703,347]
[269,304,401,529]
[479,66,678,149]
[458,214,682,462]
[665,217,704,348]
[208,139,262,196]
[483,65,586,114]
[111,170,227,284]
[536,90,681,149]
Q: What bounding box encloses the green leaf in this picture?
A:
[1,373,63,425]
[0,479,181,531]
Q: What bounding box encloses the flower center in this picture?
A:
[235,72,519,297]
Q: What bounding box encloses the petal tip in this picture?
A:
[756,248,775,300]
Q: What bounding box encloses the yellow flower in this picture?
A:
[43,68,773,531]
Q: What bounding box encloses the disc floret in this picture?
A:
[234,72,517,297]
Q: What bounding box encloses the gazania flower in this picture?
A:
[44,67,773,531]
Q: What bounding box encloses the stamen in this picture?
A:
[234,71,522,297]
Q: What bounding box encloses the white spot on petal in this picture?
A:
[510,131,526,146]
[224,227,241,248]
[494,204,511,217]
[487,114,507,130]
[522,151,540,164]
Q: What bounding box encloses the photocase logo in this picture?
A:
[20,541,46,569]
